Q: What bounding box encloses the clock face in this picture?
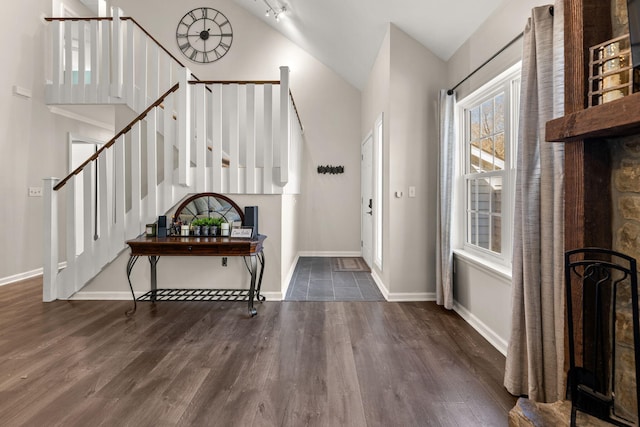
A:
[176,7,233,63]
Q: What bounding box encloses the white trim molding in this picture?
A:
[453,301,508,355]
[49,106,115,132]
[0,262,67,287]
[369,270,434,302]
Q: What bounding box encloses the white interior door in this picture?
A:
[361,133,373,267]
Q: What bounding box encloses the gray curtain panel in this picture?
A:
[436,90,456,309]
[503,2,565,402]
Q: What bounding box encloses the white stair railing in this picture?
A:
[188,67,303,194]
[45,9,186,112]
[44,84,187,300]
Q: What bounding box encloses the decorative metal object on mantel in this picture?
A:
[317,165,344,174]
[588,34,636,106]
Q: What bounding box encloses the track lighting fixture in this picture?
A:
[256,0,287,22]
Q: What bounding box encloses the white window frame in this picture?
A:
[456,62,521,268]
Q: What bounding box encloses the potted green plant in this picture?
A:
[209,217,226,236]
[191,218,207,236]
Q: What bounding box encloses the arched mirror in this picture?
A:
[173,193,244,225]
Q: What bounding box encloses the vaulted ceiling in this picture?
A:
[232,0,505,89]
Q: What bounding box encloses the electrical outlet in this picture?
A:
[28,187,43,197]
[222,257,228,267]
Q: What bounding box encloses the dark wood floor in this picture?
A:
[0,278,516,426]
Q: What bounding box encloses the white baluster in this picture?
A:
[88,20,98,103]
[280,66,290,185]
[65,178,78,296]
[111,8,123,99]
[148,43,159,103]
[238,84,247,194]
[76,20,86,102]
[112,135,126,258]
[128,123,142,239]
[97,149,112,267]
[163,93,175,211]
[147,109,158,220]
[63,21,73,103]
[255,86,265,192]
[99,19,110,103]
[195,84,207,192]
[210,84,223,192]
[82,161,97,284]
[224,84,239,193]
[246,84,256,194]
[263,84,273,193]
[178,69,191,186]
[50,20,62,103]
[125,20,135,110]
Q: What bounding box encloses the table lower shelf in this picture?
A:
[137,288,266,302]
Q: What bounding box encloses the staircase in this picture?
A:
[42,9,304,301]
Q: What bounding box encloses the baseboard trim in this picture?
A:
[386,292,436,302]
[281,254,299,298]
[0,262,67,287]
[370,269,389,300]
[368,271,434,302]
[453,301,508,356]
[297,251,362,257]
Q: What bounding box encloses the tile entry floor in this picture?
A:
[285,257,385,302]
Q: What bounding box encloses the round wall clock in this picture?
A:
[176,7,233,63]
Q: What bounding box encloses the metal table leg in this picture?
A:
[256,251,266,302]
[148,256,159,302]
[247,254,258,317]
[126,255,139,316]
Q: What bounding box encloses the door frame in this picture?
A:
[361,131,374,268]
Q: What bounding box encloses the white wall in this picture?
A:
[446,0,551,353]
[362,24,446,299]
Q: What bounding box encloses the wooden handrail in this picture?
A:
[189,80,281,85]
[188,80,304,131]
[289,89,304,133]
[54,83,180,191]
[45,17,113,21]
[121,17,187,71]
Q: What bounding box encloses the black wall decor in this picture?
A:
[317,165,344,174]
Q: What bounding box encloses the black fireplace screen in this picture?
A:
[565,248,640,426]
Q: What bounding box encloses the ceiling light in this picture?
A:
[256,0,287,22]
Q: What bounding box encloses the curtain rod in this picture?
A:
[447,5,554,95]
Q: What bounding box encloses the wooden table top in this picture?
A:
[126,234,266,256]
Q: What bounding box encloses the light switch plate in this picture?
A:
[28,187,43,197]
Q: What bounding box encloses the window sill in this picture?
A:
[452,249,512,283]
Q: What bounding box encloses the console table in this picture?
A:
[125,234,266,316]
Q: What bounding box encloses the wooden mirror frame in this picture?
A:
[173,193,244,224]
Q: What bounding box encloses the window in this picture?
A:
[457,63,520,266]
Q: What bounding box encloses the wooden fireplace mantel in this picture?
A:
[546,91,640,142]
